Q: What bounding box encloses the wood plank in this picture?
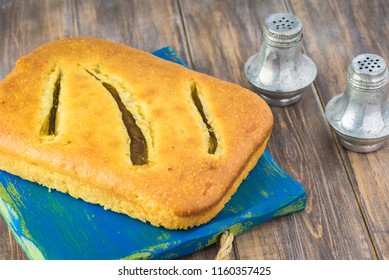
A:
[73,0,224,260]
[288,0,389,259]
[0,0,73,259]
[72,0,190,61]
[0,0,73,79]
[0,224,28,260]
[179,0,375,259]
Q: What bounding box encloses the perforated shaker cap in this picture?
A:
[263,13,303,47]
[347,54,389,91]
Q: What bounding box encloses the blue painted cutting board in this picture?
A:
[0,47,306,260]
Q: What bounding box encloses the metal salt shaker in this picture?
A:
[325,54,389,153]
[244,12,317,106]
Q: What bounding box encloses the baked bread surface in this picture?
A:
[0,38,273,229]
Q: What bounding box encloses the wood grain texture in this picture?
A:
[0,221,28,259]
[0,0,73,260]
[0,0,73,78]
[288,0,389,259]
[179,0,375,259]
[73,0,190,61]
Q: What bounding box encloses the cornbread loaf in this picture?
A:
[0,38,273,229]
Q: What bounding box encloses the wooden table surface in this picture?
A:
[0,0,388,260]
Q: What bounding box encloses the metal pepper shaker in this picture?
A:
[244,12,317,106]
[325,53,389,153]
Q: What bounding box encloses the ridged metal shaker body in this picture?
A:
[326,54,389,153]
[244,12,317,106]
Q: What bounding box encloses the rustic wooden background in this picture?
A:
[0,0,388,260]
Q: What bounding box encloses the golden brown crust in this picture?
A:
[0,38,273,229]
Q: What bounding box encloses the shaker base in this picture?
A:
[338,137,386,153]
[259,93,302,106]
